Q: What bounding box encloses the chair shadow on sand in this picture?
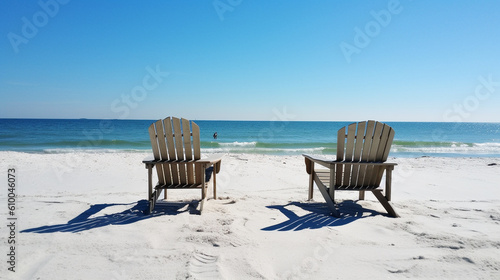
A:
[21,200,201,234]
[261,200,381,231]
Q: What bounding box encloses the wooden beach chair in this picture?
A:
[143,117,222,214]
[303,120,399,217]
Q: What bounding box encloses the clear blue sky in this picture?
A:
[1,0,499,121]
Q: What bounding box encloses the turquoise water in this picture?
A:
[1,119,499,157]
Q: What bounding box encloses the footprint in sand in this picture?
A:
[188,251,221,279]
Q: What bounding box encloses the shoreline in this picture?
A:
[1,152,499,279]
[2,149,500,158]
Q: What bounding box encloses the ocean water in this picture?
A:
[1,119,499,157]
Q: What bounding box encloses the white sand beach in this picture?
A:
[1,151,500,279]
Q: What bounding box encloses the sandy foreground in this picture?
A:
[1,151,499,279]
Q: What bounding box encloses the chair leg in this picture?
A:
[371,190,399,217]
[213,165,217,199]
[308,173,314,200]
[359,191,365,200]
[146,164,156,214]
[313,174,339,217]
[199,165,208,214]
[199,184,209,214]
[147,164,153,202]
[328,169,335,200]
[308,161,314,200]
[149,188,161,214]
[385,167,393,201]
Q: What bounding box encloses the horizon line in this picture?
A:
[0,117,499,124]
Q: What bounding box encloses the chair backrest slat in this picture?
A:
[376,124,391,160]
[356,121,374,186]
[342,123,357,185]
[155,119,173,185]
[180,118,195,184]
[350,121,367,187]
[163,117,177,161]
[336,127,345,161]
[353,122,365,161]
[335,127,345,186]
[170,117,186,184]
[148,122,161,161]
[172,117,184,160]
[192,122,201,160]
[182,118,193,160]
[149,121,166,185]
[344,123,357,161]
[360,120,376,162]
[155,120,167,161]
[381,127,395,161]
[368,122,384,161]
[364,121,383,187]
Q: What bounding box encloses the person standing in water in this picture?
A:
[213,132,218,139]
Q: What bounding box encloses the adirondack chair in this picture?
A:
[303,121,399,217]
[143,117,222,214]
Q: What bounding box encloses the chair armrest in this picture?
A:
[143,154,223,174]
[197,154,223,173]
[347,162,398,167]
[303,154,397,174]
[143,154,223,165]
[303,154,336,172]
[143,158,159,165]
[197,154,223,164]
